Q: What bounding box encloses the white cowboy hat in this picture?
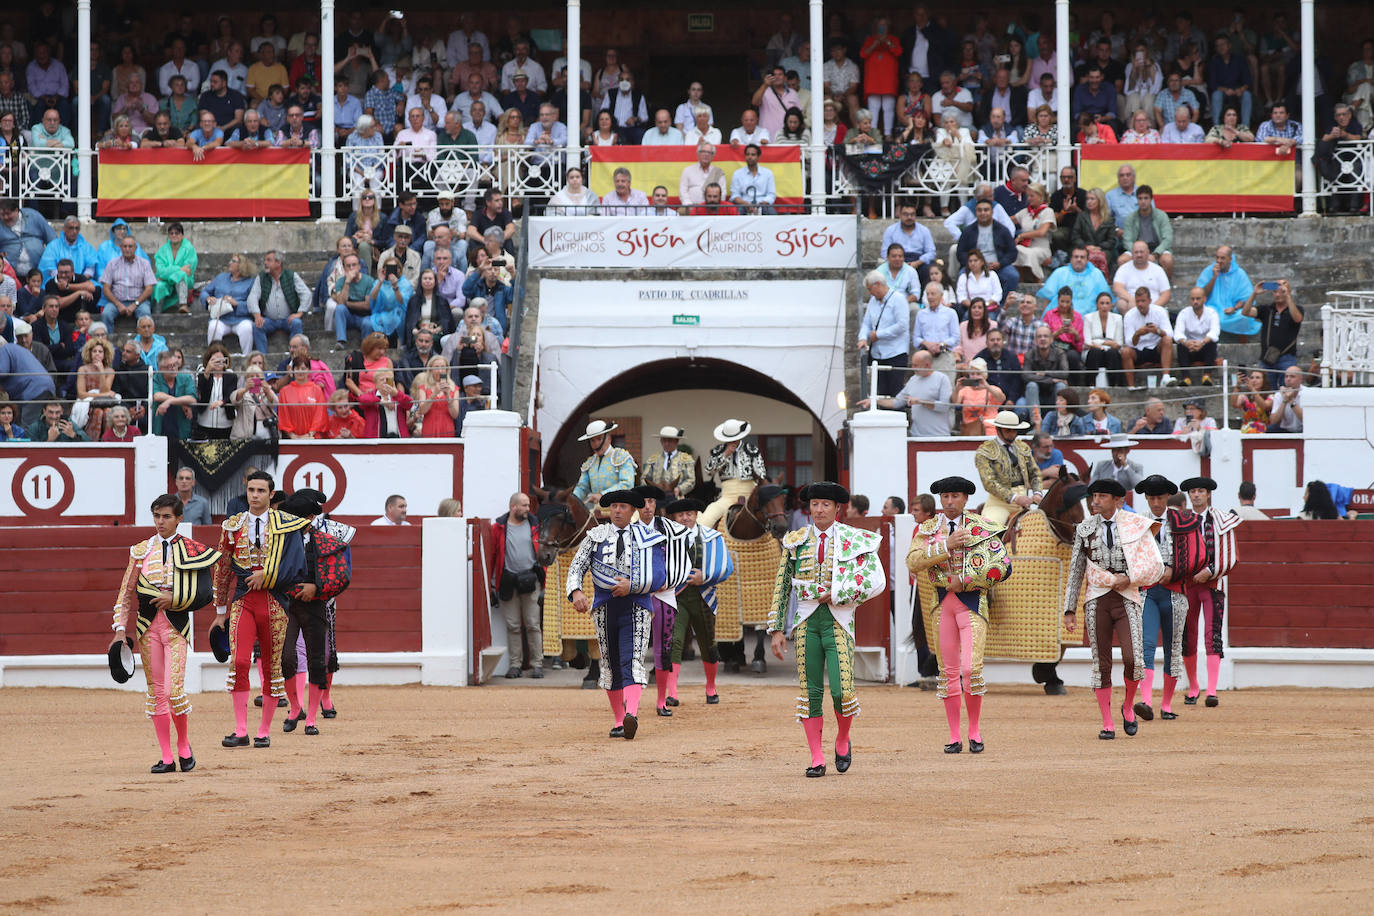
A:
[578,419,619,441]
[1105,432,1140,448]
[713,418,751,442]
[658,425,684,439]
[990,410,1030,431]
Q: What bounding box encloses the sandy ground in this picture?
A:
[2,679,1373,914]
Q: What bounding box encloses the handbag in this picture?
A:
[514,569,539,594]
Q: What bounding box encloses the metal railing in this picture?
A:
[1320,304,1374,387]
[331,143,567,205]
[5,148,76,205]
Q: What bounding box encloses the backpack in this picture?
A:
[1166,508,1208,585]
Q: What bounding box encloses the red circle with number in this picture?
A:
[278,453,348,514]
[11,457,77,520]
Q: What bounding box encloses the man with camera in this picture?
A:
[330,253,378,351]
[491,492,545,679]
[1239,277,1303,388]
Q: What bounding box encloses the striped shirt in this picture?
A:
[100,255,156,302]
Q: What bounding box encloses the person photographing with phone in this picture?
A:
[1238,277,1303,388]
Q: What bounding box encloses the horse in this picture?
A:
[532,486,593,568]
[723,483,789,540]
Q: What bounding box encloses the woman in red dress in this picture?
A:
[859,17,902,136]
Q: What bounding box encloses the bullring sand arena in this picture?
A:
[4,679,1372,913]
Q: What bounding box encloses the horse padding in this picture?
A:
[917,511,1083,662]
[542,549,599,657]
[712,527,783,640]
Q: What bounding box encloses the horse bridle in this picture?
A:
[731,498,787,534]
[540,501,595,553]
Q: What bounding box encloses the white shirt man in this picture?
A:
[454,80,502,126]
[500,54,547,94]
[932,83,975,131]
[822,55,860,99]
[1112,242,1172,310]
[551,56,592,88]
[673,85,712,133]
[209,54,248,94]
[943,191,1017,239]
[1173,295,1220,344]
[1161,107,1205,143]
[404,90,448,131]
[729,122,770,147]
[679,146,726,205]
[1026,81,1059,120]
[640,110,685,146]
[1123,301,1174,351]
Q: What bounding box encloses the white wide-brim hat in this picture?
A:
[1105,433,1140,448]
[578,419,619,441]
[713,418,751,442]
[990,410,1031,431]
[658,425,684,439]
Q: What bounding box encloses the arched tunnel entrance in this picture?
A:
[542,357,838,492]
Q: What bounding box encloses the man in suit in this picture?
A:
[1089,433,1145,497]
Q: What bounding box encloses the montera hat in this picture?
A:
[632,484,665,503]
[658,425,685,438]
[801,481,849,503]
[1063,482,1091,506]
[208,622,232,663]
[1134,474,1178,496]
[713,418,751,442]
[108,636,137,683]
[930,476,977,495]
[990,409,1031,431]
[1087,478,1127,498]
[600,489,645,508]
[578,419,619,441]
[280,492,323,517]
[664,497,706,515]
[1179,476,1218,491]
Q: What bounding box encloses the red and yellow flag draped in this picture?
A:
[1079,144,1296,213]
[588,146,804,205]
[97,149,312,218]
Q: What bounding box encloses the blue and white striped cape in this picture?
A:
[676,525,735,613]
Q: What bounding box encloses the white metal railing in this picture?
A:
[1320,304,1374,387]
[1325,290,1374,311]
[330,143,566,205]
[12,147,75,204]
[1317,138,1374,204]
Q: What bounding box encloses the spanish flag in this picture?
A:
[98,149,312,219]
[588,146,804,206]
[1079,144,1295,213]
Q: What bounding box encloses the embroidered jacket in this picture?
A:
[641,448,697,494]
[565,520,691,612]
[212,509,313,609]
[768,523,885,637]
[572,447,637,505]
[112,533,221,640]
[705,441,768,482]
[905,511,1009,619]
[1064,511,1164,611]
[675,524,735,613]
[974,437,1041,503]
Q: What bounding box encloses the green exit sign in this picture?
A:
[672,314,700,326]
[687,13,714,32]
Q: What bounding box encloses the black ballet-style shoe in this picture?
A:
[222,733,249,748]
[253,695,264,708]
[151,760,177,774]
[1161,710,1179,720]
[253,736,271,748]
[1205,695,1219,707]
[1099,729,1116,740]
[276,696,288,708]
[178,752,195,772]
[1122,705,1138,736]
[805,764,826,778]
[656,707,672,717]
[944,741,962,754]
[622,714,638,740]
[1184,694,1199,705]
[665,696,680,707]
[835,745,852,773]
[608,726,625,739]
[320,706,338,719]
[705,693,720,705]
[304,725,319,736]
[968,740,984,754]
[1134,702,1154,721]
[282,716,299,733]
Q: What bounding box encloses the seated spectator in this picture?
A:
[227,364,275,440]
[944,182,1017,242]
[994,165,1030,220]
[38,216,97,285]
[881,203,936,283]
[1154,72,1200,130]
[276,104,319,149]
[1036,246,1110,315]
[98,114,141,150]
[1297,481,1341,519]
[382,192,428,253]
[12,318,58,378]
[877,243,920,307]
[158,38,200,96]
[31,294,76,373]
[1172,399,1219,440]
[1049,167,1088,256]
[1042,287,1085,377]
[956,200,1019,298]
[1113,240,1172,312]
[1122,287,1176,388]
[101,404,140,442]
[245,42,287,105]
[247,249,312,354]
[377,225,422,286]
[277,356,328,439]
[345,115,387,188]
[1088,435,1144,490]
[111,338,150,429]
[855,350,953,436]
[683,106,721,147]
[641,109,684,146]
[324,388,365,439]
[199,70,248,133]
[331,253,379,350]
[406,76,449,133]
[141,111,184,148]
[160,74,198,134]
[99,234,156,327]
[955,358,1006,435]
[1257,102,1301,154]
[973,328,1024,406]
[112,74,158,135]
[30,398,89,442]
[92,220,147,290]
[72,336,116,438]
[1083,291,1125,385]
[133,315,168,367]
[599,69,647,143]
[997,292,1043,359]
[367,257,412,343]
[1014,182,1056,281]
[687,182,737,216]
[932,71,975,132]
[590,109,621,146]
[423,218,466,273]
[978,106,1020,169]
[1264,365,1297,433]
[1031,431,1066,486]
[823,41,861,124]
[396,324,438,392]
[1072,66,1119,132]
[1231,369,1272,433]
[955,298,994,365]
[1104,164,1139,235]
[468,188,515,258]
[1118,185,1174,276]
[674,82,713,134]
[210,41,249,94]
[454,72,500,130]
[361,72,400,140]
[648,186,678,218]
[42,259,98,324]
[358,367,412,438]
[1083,388,1123,435]
[457,373,490,432]
[268,334,334,396]
[200,253,256,355]
[675,145,723,209]
[500,39,547,93]
[1240,277,1304,387]
[1022,101,1058,150]
[1041,389,1089,437]
[845,109,884,154]
[601,166,651,215]
[193,344,237,440]
[1162,104,1205,143]
[331,77,363,143]
[1077,111,1118,145]
[1021,325,1071,421]
[1173,287,1221,384]
[461,263,513,334]
[411,354,462,438]
[1198,245,1258,335]
[1120,109,1161,144]
[404,269,453,347]
[186,110,225,161]
[1123,45,1163,121]
[1208,36,1253,128]
[150,350,194,439]
[1316,104,1366,213]
[227,108,274,148]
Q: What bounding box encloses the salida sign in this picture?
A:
[528,215,857,270]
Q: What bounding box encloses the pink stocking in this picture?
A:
[1206,655,1221,697]
[306,684,323,727]
[171,712,190,757]
[1141,669,1156,707]
[1123,680,1139,722]
[656,675,668,709]
[623,684,642,716]
[607,689,625,726]
[257,692,276,739]
[802,716,824,766]
[1162,674,1178,713]
[287,674,304,718]
[703,661,718,697]
[153,712,174,764]
[1094,687,1114,731]
[942,694,962,743]
[668,663,680,700]
[835,713,853,756]
[965,693,983,743]
[1183,655,1199,698]
[231,690,249,737]
[321,672,334,711]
